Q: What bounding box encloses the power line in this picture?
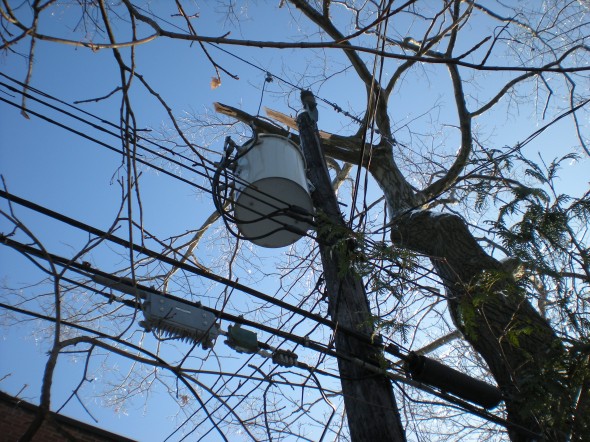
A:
[0,188,473,369]
[1,73,515,392]
[0,234,345,440]
[348,1,392,231]
[0,235,336,361]
[0,268,536,437]
[0,189,332,330]
[0,83,318,242]
[0,196,542,436]
[0,71,217,171]
[0,94,206,190]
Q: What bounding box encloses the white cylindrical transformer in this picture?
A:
[233,134,313,248]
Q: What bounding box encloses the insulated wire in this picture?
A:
[0,237,346,439]
[0,189,331,330]
[0,71,212,172]
[0,236,340,369]
[207,42,372,130]
[0,285,537,438]
[0,197,542,437]
[0,95,207,191]
[0,82,318,240]
[0,301,254,441]
[0,189,422,361]
[0,242,524,437]
[3,27,395,243]
[0,232,345,440]
[0,75,307,217]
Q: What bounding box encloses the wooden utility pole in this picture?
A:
[297,91,406,442]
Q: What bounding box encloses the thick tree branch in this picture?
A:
[215,102,418,211]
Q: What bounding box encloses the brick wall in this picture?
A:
[0,391,135,442]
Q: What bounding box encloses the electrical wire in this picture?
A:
[3,55,394,249]
[0,80,318,242]
[0,235,346,440]
[0,196,542,437]
[0,84,401,359]
[0,188,416,373]
[0,94,207,190]
[0,189,448,365]
[0,189,332,329]
[206,42,377,132]
[0,236,338,369]
[0,76,210,175]
[0,189,407,365]
[0,264,538,439]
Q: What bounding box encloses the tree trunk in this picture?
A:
[390,209,587,441]
[212,101,589,440]
[297,108,406,442]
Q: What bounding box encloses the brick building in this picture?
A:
[0,391,136,442]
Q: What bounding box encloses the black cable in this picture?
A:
[2,74,445,305]
[0,91,317,242]
[0,236,505,432]
[132,0,379,133]
[0,300,258,441]
[0,71,216,170]
[2,295,537,439]
[0,226,542,437]
[0,189,412,362]
[1,77,318,242]
[0,190,332,329]
[1,90,297,236]
[0,231,345,440]
[348,8,389,230]
[0,78,210,175]
[0,95,208,191]
[0,235,340,361]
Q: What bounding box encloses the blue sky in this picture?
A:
[0,4,353,440]
[1,2,588,441]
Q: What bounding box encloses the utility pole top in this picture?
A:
[300,90,318,123]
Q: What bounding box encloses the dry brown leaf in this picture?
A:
[210,76,222,90]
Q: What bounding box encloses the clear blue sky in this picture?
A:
[0,4,358,441]
[1,2,587,441]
